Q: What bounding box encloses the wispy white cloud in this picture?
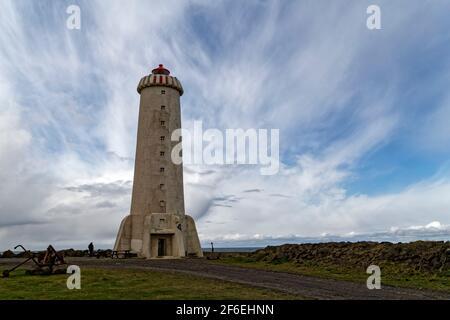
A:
[0,1,450,249]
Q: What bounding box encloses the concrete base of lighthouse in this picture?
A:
[114,213,203,259]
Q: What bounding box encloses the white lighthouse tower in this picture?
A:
[114,64,203,258]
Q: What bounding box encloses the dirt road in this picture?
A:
[1,257,449,300]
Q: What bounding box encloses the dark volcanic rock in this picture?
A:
[60,249,89,257]
[1,250,15,258]
[251,241,450,272]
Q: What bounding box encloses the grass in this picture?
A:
[212,256,450,293]
[0,268,301,300]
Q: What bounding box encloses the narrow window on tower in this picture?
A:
[161,90,165,95]
[160,151,165,156]
[161,105,165,110]
[160,183,164,190]
[160,167,165,173]
[160,136,165,141]
[160,121,165,126]
[159,200,165,207]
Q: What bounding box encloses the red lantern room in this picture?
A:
[151,64,170,75]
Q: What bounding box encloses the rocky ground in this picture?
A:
[2,241,450,299]
[4,241,448,272]
[0,248,115,259]
[246,241,450,273]
[0,256,449,300]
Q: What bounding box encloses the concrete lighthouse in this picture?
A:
[114,64,203,258]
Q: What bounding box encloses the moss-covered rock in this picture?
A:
[250,241,450,273]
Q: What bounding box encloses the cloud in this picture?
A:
[417,96,450,152]
[0,1,450,249]
[64,180,132,198]
[269,193,292,198]
[243,189,263,193]
[0,220,47,228]
[195,166,450,246]
[205,221,450,248]
[95,201,118,209]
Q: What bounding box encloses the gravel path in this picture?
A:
[1,257,449,300]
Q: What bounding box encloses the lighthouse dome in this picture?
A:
[137,64,184,96]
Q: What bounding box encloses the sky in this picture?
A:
[1,0,450,249]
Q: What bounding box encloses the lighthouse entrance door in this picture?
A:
[151,234,173,257]
[157,238,166,256]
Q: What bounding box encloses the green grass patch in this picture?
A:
[213,257,450,292]
[0,268,301,300]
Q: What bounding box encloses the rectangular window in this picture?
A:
[160,167,165,173]
[160,184,164,189]
[160,151,165,156]
[161,90,165,95]
[160,136,165,141]
[160,121,165,126]
[161,105,166,110]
